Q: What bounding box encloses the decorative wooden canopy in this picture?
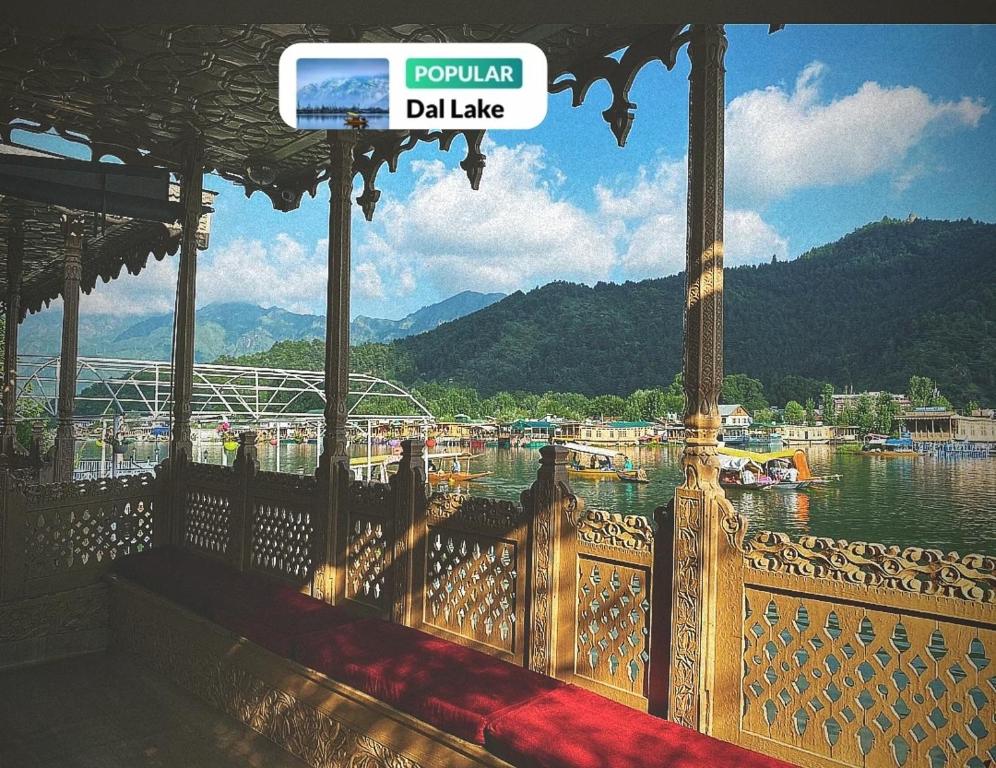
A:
[0,197,179,316]
[0,146,216,315]
[0,24,689,217]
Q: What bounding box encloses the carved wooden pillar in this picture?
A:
[389,438,426,626]
[169,142,203,466]
[1,215,24,462]
[663,24,746,734]
[316,130,356,602]
[521,443,582,676]
[53,213,85,482]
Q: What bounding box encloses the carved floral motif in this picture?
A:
[113,584,424,768]
[426,492,524,530]
[577,509,654,554]
[745,531,996,603]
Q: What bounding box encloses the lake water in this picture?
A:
[90,441,996,556]
[297,114,389,130]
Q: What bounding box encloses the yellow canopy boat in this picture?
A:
[562,442,649,483]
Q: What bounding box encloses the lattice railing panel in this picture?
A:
[251,503,314,581]
[346,515,388,608]
[576,555,651,698]
[425,530,518,655]
[743,588,996,767]
[183,489,232,555]
[23,492,153,581]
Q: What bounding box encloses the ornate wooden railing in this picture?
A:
[705,530,996,768]
[0,470,155,600]
[3,434,993,768]
[570,508,657,709]
[413,491,531,665]
[338,478,395,616]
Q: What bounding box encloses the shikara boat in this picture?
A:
[344,112,369,129]
[426,452,492,484]
[562,442,649,483]
[718,447,834,490]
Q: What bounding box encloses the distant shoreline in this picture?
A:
[296,108,389,115]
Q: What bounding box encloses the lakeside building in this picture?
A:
[780,424,833,445]
[831,391,910,415]
[902,408,996,443]
[719,404,752,444]
[831,425,861,443]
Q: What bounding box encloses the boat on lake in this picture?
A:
[562,442,649,483]
[718,447,839,490]
[858,433,918,457]
[344,112,369,129]
[427,451,492,484]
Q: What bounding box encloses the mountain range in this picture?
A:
[215,217,995,407]
[386,218,995,406]
[18,290,505,362]
[297,75,389,111]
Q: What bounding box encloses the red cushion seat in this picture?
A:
[213,580,358,656]
[113,547,246,618]
[295,619,563,744]
[484,684,797,768]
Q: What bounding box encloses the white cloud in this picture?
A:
[82,255,179,316]
[353,262,385,299]
[726,61,989,202]
[357,140,617,294]
[596,158,789,280]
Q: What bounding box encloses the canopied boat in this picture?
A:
[858,433,918,457]
[562,442,649,483]
[718,447,838,490]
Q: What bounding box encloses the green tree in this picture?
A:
[587,394,626,420]
[784,400,806,424]
[874,392,900,435]
[820,383,835,426]
[721,374,768,415]
[804,398,816,425]
[753,407,775,424]
[853,394,877,433]
[907,375,935,408]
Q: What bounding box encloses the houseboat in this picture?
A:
[780,424,832,445]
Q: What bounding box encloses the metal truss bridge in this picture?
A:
[16,355,434,427]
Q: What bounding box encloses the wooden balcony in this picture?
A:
[1,437,992,768]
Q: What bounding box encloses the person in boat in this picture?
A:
[785,465,799,483]
[589,455,598,469]
[623,456,634,472]
[741,466,757,486]
[451,456,462,473]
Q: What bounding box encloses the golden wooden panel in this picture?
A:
[251,501,314,581]
[743,587,995,767]
[575,555,651,698]
[346,515,388,608]
[424,529,518,655]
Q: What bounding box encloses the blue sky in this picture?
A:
[297,57,389,89]
[21,24,996,322]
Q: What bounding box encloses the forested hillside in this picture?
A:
[220,218,996,407]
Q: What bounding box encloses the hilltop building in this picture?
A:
[831,391,910,415]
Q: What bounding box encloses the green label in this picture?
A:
[406,58,522,89]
